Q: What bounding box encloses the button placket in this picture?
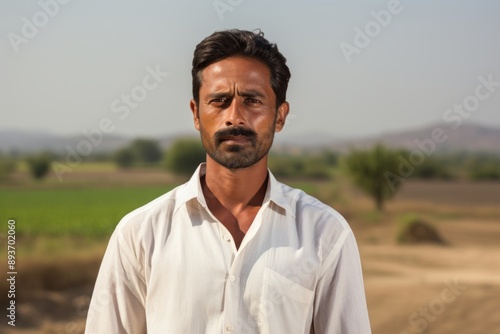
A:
[218,222,241,333]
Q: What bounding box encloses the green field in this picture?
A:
[1,186,174,238]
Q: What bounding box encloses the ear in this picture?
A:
[190,99,200,131]
[275,102,290,132]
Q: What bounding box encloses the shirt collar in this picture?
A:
[173,164,207,214]
[264,169,296,217]
[173,163,296,217]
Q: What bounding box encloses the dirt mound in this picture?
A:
[398,218,446,245]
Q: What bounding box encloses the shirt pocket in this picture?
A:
[258,267,314,334]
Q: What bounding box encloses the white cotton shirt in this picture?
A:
[85,164,371,334]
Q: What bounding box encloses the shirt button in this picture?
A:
[223,235,231,242]
[225,324,233,332]
[229,275,236,282]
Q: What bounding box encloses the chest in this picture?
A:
[145,214,321,332]
[210,204,261,248]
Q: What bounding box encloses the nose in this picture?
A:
[225,99,246,127]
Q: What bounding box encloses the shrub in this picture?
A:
[113,148,135,169]
[397,215,446,245]
[268,153,331,180]
[411,157,453,180]
[468,162,500,181]
[0,157,17,180]
[26,153,52,180]
[113,138,163,168]
[164,138,206,175]
[129,139,162,164]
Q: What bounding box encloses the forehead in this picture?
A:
[199,57,272,92]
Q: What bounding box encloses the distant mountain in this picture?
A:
[330,122,500,153]
[0,129,62,154]
[0,129,131,155]
[1,122,499,155]
[0,128,195,155]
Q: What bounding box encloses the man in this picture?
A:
[85,29,371,333]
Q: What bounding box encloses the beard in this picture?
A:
[200,125,275,169]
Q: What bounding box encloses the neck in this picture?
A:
[203,156,269,212]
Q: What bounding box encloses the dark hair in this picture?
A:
[192,29,291,108]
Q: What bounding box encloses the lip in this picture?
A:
[221,135,251,144]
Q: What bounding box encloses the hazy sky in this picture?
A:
[1,0,499,140]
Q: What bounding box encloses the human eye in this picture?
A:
[212,97,226,103]
[210,97,230,107]
[244,97,261,105]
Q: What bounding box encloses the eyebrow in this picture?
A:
[206,92,231,100]
[206,90,265,100]
[238,90,265,99]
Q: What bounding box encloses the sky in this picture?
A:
[1,0,499,141]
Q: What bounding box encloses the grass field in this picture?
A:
[0,186,174,238]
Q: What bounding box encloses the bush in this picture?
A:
[130,139,162,164]
[302,157,331,179]
[468,162,500,181]
[320,150,339,167]
[164,138,206,175]
[397,215,446,245]
[268,153,331,180]
[26,153,52,180]
[268,154,304,178]
[114,148,135,169]
[0,157,17,180]
[113,138,162,168]
[411,157,453,180]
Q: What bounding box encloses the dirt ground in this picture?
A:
[2,180,499,334]
[359,181,500,334]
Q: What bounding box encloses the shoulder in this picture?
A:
[277,181,350,230]
[275,180,353,257]
[113,182,188,241]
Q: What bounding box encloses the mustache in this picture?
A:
[215,127,257,144]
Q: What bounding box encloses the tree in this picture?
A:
[411,157,453,180]
[113,138,163,168]
[268,154,304,178]
[0,156,17,181]
[164,138,206,175]
[468,162,500,180]
[26,152,52,180]
[466,155,500,181]
[344,144,402,210]
[114,148,135,169]
[130,139,162,164]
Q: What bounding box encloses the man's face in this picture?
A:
[190,56,289,169]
